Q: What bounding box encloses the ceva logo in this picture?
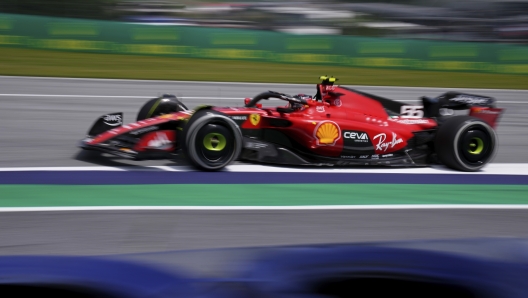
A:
[344,131,369,140]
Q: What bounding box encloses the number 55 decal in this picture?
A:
[400,105,424,118]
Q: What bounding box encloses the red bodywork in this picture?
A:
[82,83,503,164]
[213,85,437,158]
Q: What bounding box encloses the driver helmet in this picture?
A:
[291,94,312,110]
[293,94,312,102]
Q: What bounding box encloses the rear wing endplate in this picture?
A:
[469,107,504,129]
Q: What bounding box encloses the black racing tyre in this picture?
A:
[435,115,497,172]
[136,95,188,121]
[183,109,242,171]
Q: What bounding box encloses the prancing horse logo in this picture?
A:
[250,114,261,126]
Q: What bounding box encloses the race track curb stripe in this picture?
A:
[1,171,528,185]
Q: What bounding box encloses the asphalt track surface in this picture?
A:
[1,76,528,256]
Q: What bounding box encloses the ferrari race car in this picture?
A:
[79,76,503,171]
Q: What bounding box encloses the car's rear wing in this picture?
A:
[423,92,494,114]
[421,92,504,128]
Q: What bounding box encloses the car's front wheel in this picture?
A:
[183,109,242,171]
[435,116,497,171]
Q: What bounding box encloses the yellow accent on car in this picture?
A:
[319,76,337,82]
[250,114,261,126]
[147,98,162,118]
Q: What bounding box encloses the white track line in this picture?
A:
[222,164,528,175]
[0,94,242,100]
[0,94,150,98]
[2,75,528,92]
[1,205,528,212]
[0,164,527,175]
[0,93,525,104]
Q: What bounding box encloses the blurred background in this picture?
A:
[1,0,527,85]
[1,0,528,42]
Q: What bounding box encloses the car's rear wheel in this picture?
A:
[435,116,497,171]
[183,109,242,171]
[137,95,188,121]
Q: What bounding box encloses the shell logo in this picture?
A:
[314,121,340,145]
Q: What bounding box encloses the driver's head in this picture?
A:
[292,94,311,110]
[294,94,311,101]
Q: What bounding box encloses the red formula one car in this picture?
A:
[79,77,503,171]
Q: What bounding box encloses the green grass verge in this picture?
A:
[1,47,527,89]
[1,184,527,207]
